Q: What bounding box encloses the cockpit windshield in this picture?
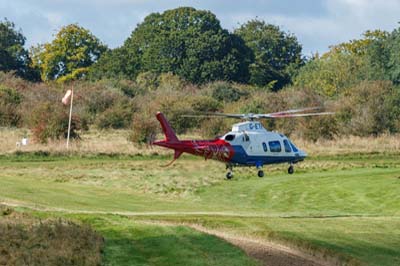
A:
[289,141,299,152]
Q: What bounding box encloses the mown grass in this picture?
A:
[25,212,259,266]
[0,152,399,265]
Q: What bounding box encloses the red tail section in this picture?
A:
[156,112,179,143]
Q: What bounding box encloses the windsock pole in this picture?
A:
[66,87,74,149]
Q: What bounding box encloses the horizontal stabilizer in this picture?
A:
[163,149,183,167]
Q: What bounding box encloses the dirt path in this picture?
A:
[141,221,332,266]
[1,200,336,266]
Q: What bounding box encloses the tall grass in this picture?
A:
[0,205,103,266]
[1,128,399,156]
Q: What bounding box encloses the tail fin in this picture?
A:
[156,112,179,143]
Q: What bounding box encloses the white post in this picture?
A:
[66,87,74,149]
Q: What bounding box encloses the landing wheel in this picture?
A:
[257,170,264,178]
[226,172,233,180]
[288,165,294,175]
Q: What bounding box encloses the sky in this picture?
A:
[1,0,400,56]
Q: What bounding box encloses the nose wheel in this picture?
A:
[226,172,233,179]
[226,164,233,180]
[288,164,294,174]
[257,170,264,178]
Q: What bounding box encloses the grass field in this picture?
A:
[0,147,399,265]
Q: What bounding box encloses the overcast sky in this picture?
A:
[1,0,400,56]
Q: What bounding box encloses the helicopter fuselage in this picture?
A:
[153,112,307,177]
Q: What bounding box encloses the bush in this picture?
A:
[129,112,159,144]
[158,72,185,91]
[199,118,230,138]
[0,85,22,127]
[30,102,86,144]
[209,81,248,103]
[336,81,396,136]
[95,102,134,129]
[136,71,159,91]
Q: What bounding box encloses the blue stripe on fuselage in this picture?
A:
[230,145,304,166]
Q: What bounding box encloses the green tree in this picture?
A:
[294,29,391,97]
[97,7,251,84]
[32,24,107,82]
[294,52,364,97]
[0,19,39,81]
[235,19,303,90]
[88,46,139,80]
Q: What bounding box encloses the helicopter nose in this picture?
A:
[299,150,307,158]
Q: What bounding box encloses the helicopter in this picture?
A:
[153,108,334,179]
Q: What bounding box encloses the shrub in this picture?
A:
[95,102,134,129]
[136,71,159,91]
[209,81,248,103]
[30,102,86,144]
[199,118,230,138]
[336,81,396,136]
[129,112,159,144]
[0,85,22,126]
[158,72,185,91]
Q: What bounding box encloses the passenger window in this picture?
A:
[262,142,268,152]
[283,139,292,152]
[268,141,281,152]
[225,134,235,141]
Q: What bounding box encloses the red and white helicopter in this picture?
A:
[153,108,333,179]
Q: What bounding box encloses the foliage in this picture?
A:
[199,118,230,138]
[129,112,159,144]
[31,24,107,82]
[136,71,159,91]
[335,81,398,136]
[158,72,185,91]
[209,81,248,103]
[95,101,134,129]
[30,102,85,144]
[294,52,365,97]
[0,19,39,81]
[88,47,136,80]
[0,85,22,127]
[107,7,251,84]
[235,19,303,90]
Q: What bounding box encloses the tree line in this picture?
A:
[1,7,303,90]
[0,7,399,143]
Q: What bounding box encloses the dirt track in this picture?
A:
[143,221,331,266]
[190,225,328,266]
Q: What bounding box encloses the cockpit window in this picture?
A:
[289,141,299,152]
[225,134,235,141]
[268,141,281,152]
[283,139,292,152]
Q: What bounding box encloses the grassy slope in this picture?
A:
[0,153,399,265]
[27,212,258,266]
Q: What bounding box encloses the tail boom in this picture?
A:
[153,112,235,165]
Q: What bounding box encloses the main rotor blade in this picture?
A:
[261,107,322,117]
[261,112,335,118]
[182,113,245,119]
[181,108,334,120]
